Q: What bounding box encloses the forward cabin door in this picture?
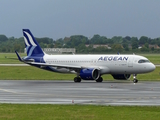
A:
[128,57,133,67]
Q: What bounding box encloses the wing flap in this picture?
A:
[29,62,82,69]
[29,62,101,71]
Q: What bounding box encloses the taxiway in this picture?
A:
[0,80,160,106]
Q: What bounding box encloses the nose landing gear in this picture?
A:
[133,74,138,83]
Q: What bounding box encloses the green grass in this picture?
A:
[0,104,160,120]
[0,66,75,80]
[0,53,26,64]
[0,66,160,81]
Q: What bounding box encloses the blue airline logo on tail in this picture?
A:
[23,31,37,56]
[23,29,44,57]
[23,31,37,47]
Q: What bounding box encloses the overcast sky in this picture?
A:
[0,0,160,40]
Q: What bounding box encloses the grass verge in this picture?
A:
[0,53,25,64]
[0,104,160,120]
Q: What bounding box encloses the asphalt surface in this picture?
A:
[0,80,160,106]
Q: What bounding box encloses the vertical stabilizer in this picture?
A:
[23,29,44,57]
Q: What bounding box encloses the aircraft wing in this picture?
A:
[29,62,89,69]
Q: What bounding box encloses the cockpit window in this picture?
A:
[138,59,150,63]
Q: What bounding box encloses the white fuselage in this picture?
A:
[43,54,155,75]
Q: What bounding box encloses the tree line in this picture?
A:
[0,34,160,53]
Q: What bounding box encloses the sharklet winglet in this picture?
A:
[15,51,22,61]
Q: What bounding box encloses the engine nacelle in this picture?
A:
[80,68,100,80]
[112,74,131,80]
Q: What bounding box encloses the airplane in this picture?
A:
[15,29,155,83]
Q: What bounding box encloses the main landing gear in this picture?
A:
[74,76,103,83]
[74,77,81,83]
[96,77,103,82]
[133,74,138,83]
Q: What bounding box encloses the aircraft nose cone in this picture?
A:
[150,63,156,72]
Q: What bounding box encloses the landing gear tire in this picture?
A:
[133,74,138,83]
[74,77,81,83]
[133,79,138,83]
[96,77,103,82]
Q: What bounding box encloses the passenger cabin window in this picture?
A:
[138,59,150,63]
